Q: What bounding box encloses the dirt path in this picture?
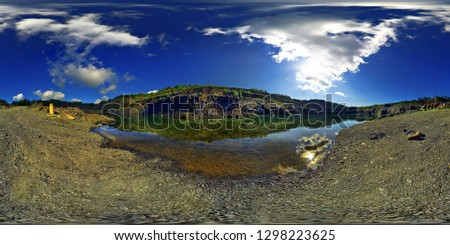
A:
[0,107,448,223]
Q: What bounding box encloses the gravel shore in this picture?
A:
[0,107,448,224]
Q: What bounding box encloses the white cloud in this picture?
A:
[147,90,158,94]
[64,63,116,88]
[202,3,450,93]
[16,14,148,47]
[94,96,109,104]
[334,4,450,33]
[157,33,170,48]
[71,98,82,102]
[334,92,346,97]
[203,27,229,36]
[12,12,148,90]
[0,22,8,32]
[100,84,117,94]
[0,5,66,17]
[15,18,63,37]
[110,10,148,19]
[203,16,399,93]
[12,93,25,102]
[0,5,67,33]
[33,90,65,101]
[122,72,136,82]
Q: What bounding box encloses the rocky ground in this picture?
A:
[0,107,448,224]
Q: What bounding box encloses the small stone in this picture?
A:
[407,131,423,140]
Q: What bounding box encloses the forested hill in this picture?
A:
[110,85,347,117]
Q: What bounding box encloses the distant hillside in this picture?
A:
[110,85,347,118]
[111,84,295,105]
[345,96,450,118]
[2,85,448,119]
[109,86,449,119]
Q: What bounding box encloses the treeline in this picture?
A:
[417,96,450,102]
[163,84,268,94]
[152,84,270,99]
[1,98,35,106]
[357,96,450,109]
[112,84,295,105]
[0,99,9,107]
[0,99,107,110]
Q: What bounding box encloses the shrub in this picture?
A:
[12,99,32,106]
[0,99,8,106]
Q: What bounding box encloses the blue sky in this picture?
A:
[0,1,449,106]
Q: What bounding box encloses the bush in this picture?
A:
[12,99,32,106]
[0,99,9,106]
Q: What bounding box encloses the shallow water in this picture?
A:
[93,120,362,177]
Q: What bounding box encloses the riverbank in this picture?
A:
[0,107,448,223]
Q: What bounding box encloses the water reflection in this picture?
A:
[93,120,362,177]
[109,114,368,142]
[296,133,332,170]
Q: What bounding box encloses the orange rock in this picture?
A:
[407,131,422,140]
